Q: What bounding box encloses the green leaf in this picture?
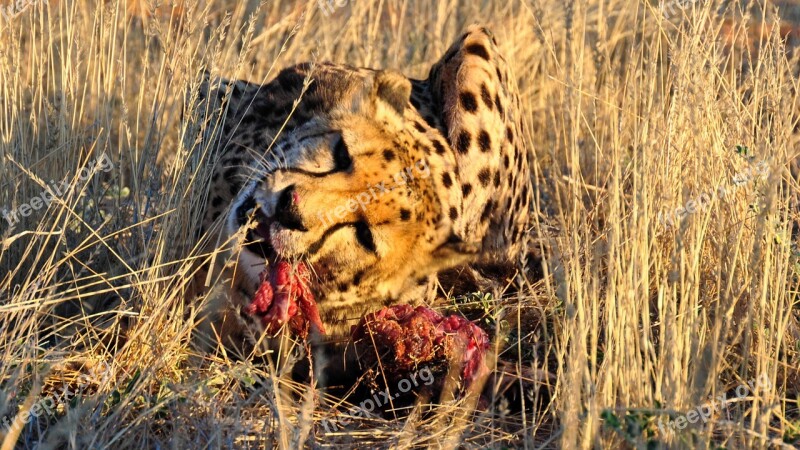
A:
[601,409,622,430]
[109,390,121,408]
[124,370,142,396]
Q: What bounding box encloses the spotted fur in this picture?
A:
[189,25,531,349]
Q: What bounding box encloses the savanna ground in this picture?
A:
[1,0,799,448]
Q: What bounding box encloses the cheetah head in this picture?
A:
[224,69,476,333]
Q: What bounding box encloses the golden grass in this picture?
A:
[0,0,799,448]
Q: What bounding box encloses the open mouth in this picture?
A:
[236,196,278,261]
[235,195,324,337]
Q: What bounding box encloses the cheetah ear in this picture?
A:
[372,70,412,116]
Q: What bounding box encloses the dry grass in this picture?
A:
[1,0,799,448]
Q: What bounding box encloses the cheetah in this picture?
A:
[189,25,532,382]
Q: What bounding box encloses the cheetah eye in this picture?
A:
[353,220,376,253]
[333,137,353,172]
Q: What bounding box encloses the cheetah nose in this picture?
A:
[274,185,308,232]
